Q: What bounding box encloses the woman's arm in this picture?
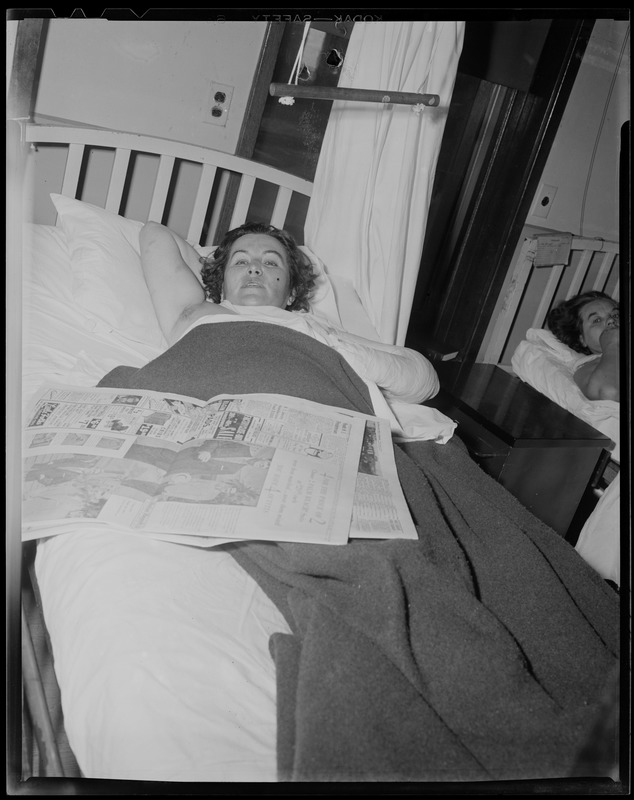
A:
[139,222,206,339]
[574,327,620,401]
[328,327,440,404]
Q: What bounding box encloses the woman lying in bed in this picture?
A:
[547,291,620,402]
[91,220,621,782]
[135,220,438,406]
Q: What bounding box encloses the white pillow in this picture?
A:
[523,328,592,370]
[50,194,167,349]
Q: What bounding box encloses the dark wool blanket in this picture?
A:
[99,321,620,783]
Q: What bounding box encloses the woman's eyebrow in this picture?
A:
[230,249,284,258]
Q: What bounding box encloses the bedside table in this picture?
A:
[426,361,614,540]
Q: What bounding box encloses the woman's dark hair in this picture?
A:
[547,291,617,354]
[199,222,316,312]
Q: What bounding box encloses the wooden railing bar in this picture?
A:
[187,163,217,244]
[531,264,564,330]
[60,143,84,199]
[229,175,256,229]
[104,148,131,214]
[270,186,292,229]
[565,249,593,299]
[148,155,176,223]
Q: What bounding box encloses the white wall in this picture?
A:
[524,19,629,240]
[34,20,267,152]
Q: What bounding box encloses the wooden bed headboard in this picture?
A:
[478,234,620,366]
[22,122,313,245]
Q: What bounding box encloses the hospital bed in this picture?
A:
[479,233,620,463]
[478,234,621,584]
[17,121,379,781]
[15,122,621,787]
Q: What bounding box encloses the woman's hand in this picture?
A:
[599,326,619,354]
[575,327,620,402]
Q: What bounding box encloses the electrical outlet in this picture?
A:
[530,183,558,219]
[202,82,234,126]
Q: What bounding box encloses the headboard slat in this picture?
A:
[229,175,256,229]
[565,249,593,299]
[105,148,131,214]
[593,252,617,293]
[148,155,176,223]
[530,264,564,330]
[270,187,293,229]
[60,143,84,198]
[187,163,218,245]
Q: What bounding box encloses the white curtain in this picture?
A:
[305,21,464,345]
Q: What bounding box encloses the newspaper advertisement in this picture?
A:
[23,384,416,546]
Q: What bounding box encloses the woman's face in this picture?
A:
[222,233,294,308]
[579,298,619,354]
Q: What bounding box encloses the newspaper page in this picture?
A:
[349,418,417,541]
[22,385,370,546]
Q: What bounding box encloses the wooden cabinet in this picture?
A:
[427,362,614,540]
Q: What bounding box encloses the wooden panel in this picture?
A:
[7,17,44,121]
[406,20,595,364]
[21,605,65,777]
[252,23,352,182]
[427,361,613,540]
[432,362,612,448]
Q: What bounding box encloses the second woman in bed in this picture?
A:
[547,291,620,402]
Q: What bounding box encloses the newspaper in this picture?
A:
[22,384,418,547]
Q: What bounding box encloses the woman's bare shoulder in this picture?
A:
[168,301,239,345]
[573,357,619,402]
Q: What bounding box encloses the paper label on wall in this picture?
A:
[534,233,573,267]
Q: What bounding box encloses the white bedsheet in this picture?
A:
[574,473,620,587]
[35,530,286,781]
[23,223,289,780]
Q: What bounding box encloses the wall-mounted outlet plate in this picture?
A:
[202,82,234,126]
[530,183,558,219]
